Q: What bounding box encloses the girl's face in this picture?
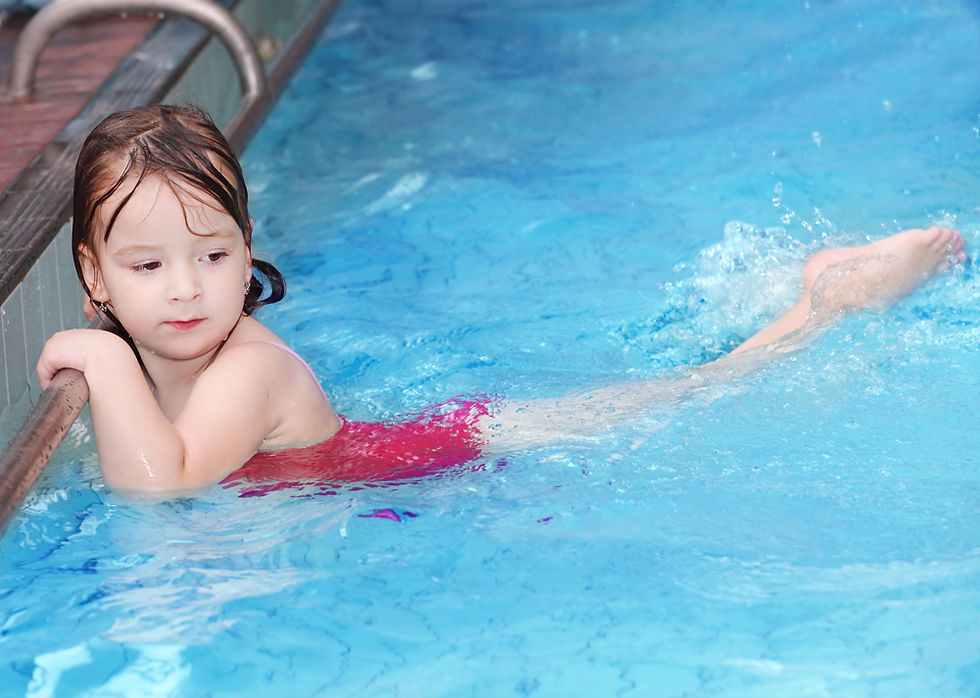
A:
[81,174,252,362]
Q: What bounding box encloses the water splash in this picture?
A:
[617,221,807,366]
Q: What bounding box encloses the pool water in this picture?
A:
[4,0,980,695]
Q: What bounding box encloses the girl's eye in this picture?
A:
[204,252,228,263]
[132,261,160,272]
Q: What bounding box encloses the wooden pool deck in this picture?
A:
[0,12,158,195]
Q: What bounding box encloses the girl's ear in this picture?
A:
[77,244,108,302]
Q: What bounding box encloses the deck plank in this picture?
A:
[0,14,158,195]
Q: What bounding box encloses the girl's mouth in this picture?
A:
[165,319,204,331]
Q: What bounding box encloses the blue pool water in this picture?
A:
[4,0,980,695]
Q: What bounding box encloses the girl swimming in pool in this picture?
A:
[36,104,968,496]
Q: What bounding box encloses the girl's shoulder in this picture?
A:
[210,317,340,449]
[226,338,323,390]
[216,318,319,386]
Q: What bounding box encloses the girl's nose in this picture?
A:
[167,267,202,301]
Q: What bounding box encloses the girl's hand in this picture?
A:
[36,329,132,389]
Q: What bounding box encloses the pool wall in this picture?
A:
[0,0,339,435]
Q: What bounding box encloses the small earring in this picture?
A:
[244,280,251,295]
[93,299,111,315]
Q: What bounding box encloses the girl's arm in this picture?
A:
[37,329,287,495]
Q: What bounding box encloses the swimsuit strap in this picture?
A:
[248,340,328,398]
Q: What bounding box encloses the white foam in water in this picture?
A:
[671,220,806,339]
[614,220,808,368]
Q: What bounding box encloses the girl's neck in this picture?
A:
[138,347,217,420]
[136,315,249,419]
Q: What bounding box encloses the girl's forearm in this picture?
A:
[76,338,190,493]
[38,329,189,493]
[88,377,189,494]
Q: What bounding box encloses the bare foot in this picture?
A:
[803,225,966,312]
[732,226,967,354]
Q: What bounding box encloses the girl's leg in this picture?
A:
[481,226,967,448]
[731,226,966,354]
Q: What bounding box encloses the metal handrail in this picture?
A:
[0,369,89,532]
[7,0,269,111]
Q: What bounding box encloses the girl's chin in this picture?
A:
[134,339,225,363]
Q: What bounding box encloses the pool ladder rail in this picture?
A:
[6,0,270,136]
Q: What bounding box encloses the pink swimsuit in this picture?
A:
[218,341,495,497]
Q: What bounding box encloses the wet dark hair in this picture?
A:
[72,103,285,330]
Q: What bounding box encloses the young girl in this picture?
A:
[36,104,969,497]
